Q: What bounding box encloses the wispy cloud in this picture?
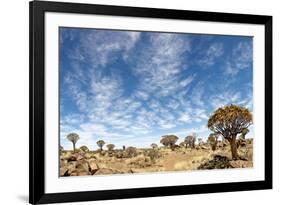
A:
[224,41,253,76]
[60,29,254,148]
[198,42,224,68]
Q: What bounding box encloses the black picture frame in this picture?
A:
[29,0,272,204]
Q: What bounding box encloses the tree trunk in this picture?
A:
[230,136,239,160]
[72,142,76,152]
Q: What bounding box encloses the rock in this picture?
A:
[77,171,90,176]
[61,152,72,160]
[88,159,99,173]
[76,154,84,161]
[84,153,92,159]
[201,145,207,150]
[68,155,77,162]
[198,155,231,169]
[76,160,89,172]
[60,167,68,176]
[229,160,252,168]
[60,159,68,166]
[66,162,77,173]
[94,168,115,175]
[70,172,78,176]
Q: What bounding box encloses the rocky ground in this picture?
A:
[60,139,253,177]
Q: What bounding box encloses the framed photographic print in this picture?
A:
[29,0,272,204]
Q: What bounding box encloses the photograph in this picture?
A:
[59,27,254,177]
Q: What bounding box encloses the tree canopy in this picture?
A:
[208,104,252,140]
[96,140,106,150]
[106,144,115,151]
[160,135,178,149]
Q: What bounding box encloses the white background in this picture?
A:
[0,0,280,204]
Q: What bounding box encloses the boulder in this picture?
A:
[61,151,72,160]
[60,167,68,176]
[201,145,208,150]
[66,162,77,173]
[77,171,90,176]
[76,160,89,172]
[229,160,252,168]
[70,172,78,176]
[94,168,115,175]
[88,159,99,173]
[198,155,231,169]
[76,154,84,161]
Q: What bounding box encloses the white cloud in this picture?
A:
[133,33,191,98]
[78,30,140,67]
[210,91,241,109]
[224,41,253,76]
[198,42,224,68]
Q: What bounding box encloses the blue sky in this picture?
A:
[59,27,253,150]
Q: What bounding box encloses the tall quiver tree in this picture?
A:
[96,140,105,151]
[66,133,79,152]
[207,105,252,159]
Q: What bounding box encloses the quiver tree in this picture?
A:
[184,134,196,148]
[160,135,179,150]
[96,140,105,151]
[151,143,158,150]
[66,133,79,152]
[208,133,218,151]
[106,144,115,151]
[80,145,89,152]
[207,105,252,159]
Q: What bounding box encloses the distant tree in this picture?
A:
[80,145,89,152]
[122,145,126,151]
[106,144,115,151]
[184,134,196,148]
[66,133,79,151]
[208,133,218,151]
[126,146,137,158]
[96,140,105,151]
[151,143,158,150]
[160,135,179,150]
[208,105,252,159]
